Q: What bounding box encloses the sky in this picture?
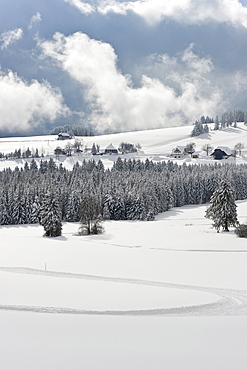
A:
[1,0,247,135]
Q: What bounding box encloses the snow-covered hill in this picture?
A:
[1,201,247,370]
[1,124,247,370]
[1,123,247,170]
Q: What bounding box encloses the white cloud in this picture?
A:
[28,12,42,30]
[0,28,23,50]
[64,0,95,14]
[41,32,223,132]
[65,0,247,27]
[0,70,68,132]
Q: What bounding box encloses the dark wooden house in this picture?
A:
[57,132,71,140]
[210,146,232,160]
[54,147,66,155]
[104,143,118,155]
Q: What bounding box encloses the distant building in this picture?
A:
[54,147,66,155]
[57,132,71,140]
[170,146,186,158]
[210,146,233,160]
[191,152,200,158]
[104,143,118,155]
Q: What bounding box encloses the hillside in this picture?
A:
[0,123,247,170]
[1,201,247,370]
[1,123,247,370]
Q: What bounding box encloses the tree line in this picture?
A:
[49,124,94,137]
[0,158,247,226]
[191,110,247,137]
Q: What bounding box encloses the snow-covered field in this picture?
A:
[1,122,247,170]
[1,124,247,369]
[1,202,247,370]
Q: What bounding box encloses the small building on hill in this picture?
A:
[191,151,200,158]
[210,146,233,160]
[57,132,71,140]
[54,147,66,155]
[170,146,186,158]
[104,143,118,155]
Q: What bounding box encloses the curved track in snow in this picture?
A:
[1,267,247,317]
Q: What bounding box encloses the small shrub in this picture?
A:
[235,223,247,238]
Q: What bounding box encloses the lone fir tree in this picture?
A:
[205,178,238,232]
[39,191,62,237]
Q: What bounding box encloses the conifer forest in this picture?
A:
[0,157,247,226]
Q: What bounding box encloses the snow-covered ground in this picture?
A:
[1,124,247,369]
[0,122,247,170]
[1,201,247,370]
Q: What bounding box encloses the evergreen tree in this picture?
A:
[30,196,40,224]
[244,112,247,125]
[203,124,209,133]
[205,178,238,232]
[65,191,81,222]
[91,143,97,155]
[214,115,220,130]
[12,188,27,224]
[30,159,38,171]
[39,191,62,237]
[191,121,204,137]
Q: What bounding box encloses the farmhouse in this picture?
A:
[57,132,71,140]
[170,146,186,158]
[104,143,118,155]
[210,146,233,160]
[54,147,66,155]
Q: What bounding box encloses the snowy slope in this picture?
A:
[1,125,247,370]
[1,201,247,370]
[0,123,247,170]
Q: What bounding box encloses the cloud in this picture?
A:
[0,28,23,50]
[41,32,223,132]
[28,12,42,30]
[65,0,247,27]
[0,69,68,133]
[64,0,95,14]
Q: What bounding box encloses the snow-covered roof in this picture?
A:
[172,146,185,153]
[105,143,117,150]
[58,132,70,137]
[215,146,232,155]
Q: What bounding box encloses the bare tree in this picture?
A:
[184,142,196,154]
[234,142,245,156]
[78,195,104,235]
[65,142,73,156]
[73,138,84,154]
[201,143,213,156]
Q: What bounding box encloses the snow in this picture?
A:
[1,201,247,369]
[1,125,247,369]
[0,122,247,170]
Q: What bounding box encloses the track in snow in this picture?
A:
[1,266,247,317]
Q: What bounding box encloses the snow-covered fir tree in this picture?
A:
[39,191,62,237]
[0,159,247,226]
[205,178,238,232]
[191,121,204,137]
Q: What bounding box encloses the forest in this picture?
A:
[0,157,247,226]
